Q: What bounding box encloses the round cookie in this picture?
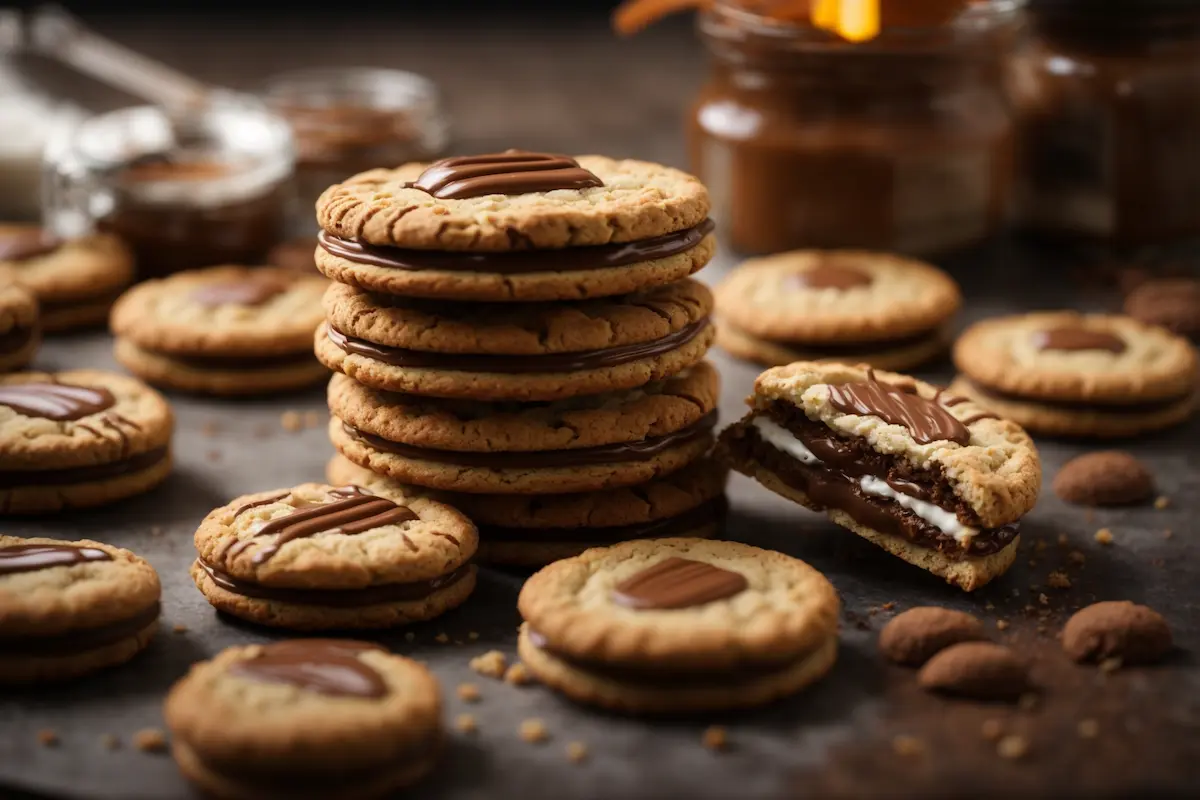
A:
[0,536,161,683]
[317,279,715,402]
[328,453,729,566]
[110,265,328,396]
[328,363,719,494]
[0,224,134,333]
[952,312,1198,437]
[517,538,841,713]
[314,153,714,302]
[715,250,961,370]
[165,639,441,800]
[0,370,174,513]
[191,483,477,630]
[0,281,40,372]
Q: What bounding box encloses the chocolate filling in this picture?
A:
[481,497,727,542]
[148,348,319,372]
[342,411,718,468]
[327,318,710,374]
[526,628,813,687]
[0,326,35,356]
[196,560,472,607]
[0,602,160,657]
[963,377,1194,414]
[725,403,1018,558]
[0,446,169,490]
[318,218,714,274]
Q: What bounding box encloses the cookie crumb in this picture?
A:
[1154,495,1170,510]
[980,719,1004,741]
[520,719,549,744]
[881,601,896,611]
[1077,719,1100,739]
[1038,593,1050,606]
[172,624,188,634]
[1047,571,1072,589]
[996,619,1010,631]
[566,741,589,763]
[455,714,477,734]
[997,734,1029,760]
[134,729,167,754]
[456,683,482,703]
[1094,528,1114,545]
[891,735,925,757]
[280,410,303,432]
[434,632,450,644]
[1018,692,1040,712]
[1099,657,1123,673]
[504,663,534,686]
[101,733,120,750]
[702,726,729,752]
[37,729,58,747]
[470,650,508,678]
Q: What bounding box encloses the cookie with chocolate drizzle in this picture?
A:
[191,482,477,630]
[165,639,442,798]
[517,537,840,713]
[0,535,161,683]
[720,362,1040,591]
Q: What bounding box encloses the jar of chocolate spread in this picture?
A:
[689,0,1019,256]
[1010,0,1200,248]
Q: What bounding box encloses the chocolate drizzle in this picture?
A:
[0,543,112,576]
[228,639,388,699]
[0,228,61,262]
[827,373,971,445]
[409,151,603,199]
[226,486,419,565]
[317,219,713,275]
[188,278,290,308]
[1033,327,1127,354]
[327,317,710,374]
[197,560,472,607]
[611,557,749,610]
[343,410,717,468]
[0,383,116,421]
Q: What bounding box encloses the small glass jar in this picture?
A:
[261,67,449,231]
[690,0,1020,256]
[43,92,294,277]
[1010,0,1200,248]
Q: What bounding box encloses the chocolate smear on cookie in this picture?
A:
[612,557,748,610]
[1033,327,1127,354]
[827,373,970,445]
[189,277,291,308]
[226,486,419,564]
[409,151,603,199]
[794,262,874,291]
[0,543,112,576]
[229,639,388,698]
[0,383,116,421]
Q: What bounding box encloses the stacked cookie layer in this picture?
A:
[314,152,728,564]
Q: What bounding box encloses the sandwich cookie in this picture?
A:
[0,224,133,332]
[951,312,1198,437]
[715,250,961,370]
[111,266,328,396]
[328,454,729,566]
[328,363,719,494]
[316,279,715,402]
[0,281,40,372]
[517,538,840,713]
[0,370,173,513]
[0,536,161,683]
[314,151,715,302]
[191,483,476,630]
[721,363,1041,591]
[165,640,442,800]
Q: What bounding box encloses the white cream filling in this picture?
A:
[750,416,978,544]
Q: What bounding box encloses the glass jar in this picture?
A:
[690,0,1020,256]
[261,67,449,232]
[1010,0,1200,248]
[43,92,294,278]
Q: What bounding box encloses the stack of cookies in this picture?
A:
[313,151,729,565]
